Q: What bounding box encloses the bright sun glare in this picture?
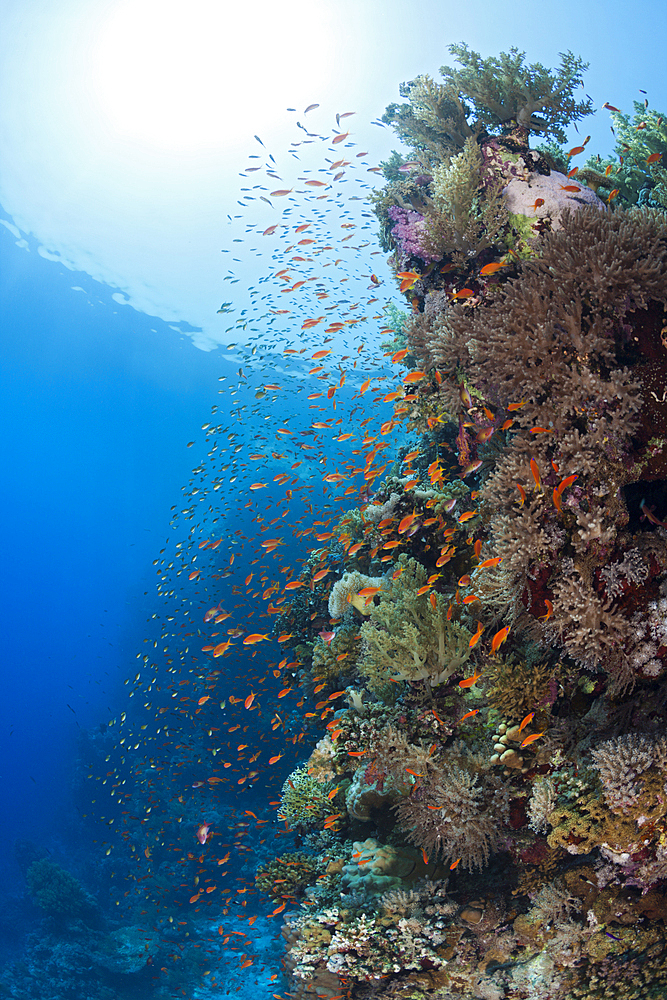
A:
[90,0,332,152]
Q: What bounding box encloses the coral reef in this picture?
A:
[261,42,667,1000]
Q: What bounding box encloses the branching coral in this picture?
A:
[590,733,667,815]
[440,44,593,144]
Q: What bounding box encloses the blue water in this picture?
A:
[0,207,396,996]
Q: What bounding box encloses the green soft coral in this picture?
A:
[359,554,473,693]
[419,137,509,266]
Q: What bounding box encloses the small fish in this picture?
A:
[421,848,429,864]
[518,712,534,732]
[520,732,544,748]
[530,459,542,492]
[459,670,482,689]
[566,145,585,157]
[553,487,562,513]
[603,102,621,112]
[196,824,211,845]
[516,483,526,506]
[460,383,473,409]
[304,103,319,114]
[490,625,511,654]
[507,399,526,411]
[557,474,578,494]
[460,708,480,721]
[468,621,484,649]
[560,184,581,192]
[608,188,620,201]
[268,753,284,765]
[243,633,269,645]
[479,556,502,568]
[530,197,545,210]
[479,261,506,276]
[449,858,461,870]
[396,270,420,292]
[462,459,482,477]
[538,599,554,622]
[450,287,475,300]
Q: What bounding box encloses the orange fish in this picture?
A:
[312,568,331,582]
[557,474,578,494]
[398,512,418,534]
[196,824,211,844]
[490,625,511,654]
[538,599,553,622]
[244,692,255,709]
[518,712,534,732]
[457,511,477,523]
[468,622,484,648]
[560,184,581,192]
[243,633,269,645]
[449,858,461,870]
[553,487,562,513]
[421,848,429,864]
[647,152,662,163]
[268,753,284,765]
[507,399,526,411]
[396,271,420,292]
[459,670,482,689]
[450,287,475,300]
[530,459,541,492]
[566,145,585,157]
[403,370,427,384]
[460,708,480,721]
[520,732,544,748]
[479,261,506,276]
[608,188,620,201]
[479,556,502,568]
[516,483,526,506]
[197,696,210,705]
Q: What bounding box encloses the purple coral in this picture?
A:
[387,205,440,262]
